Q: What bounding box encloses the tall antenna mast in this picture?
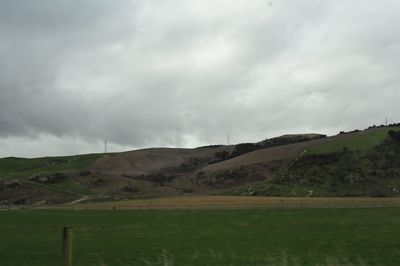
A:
[385,118,388,126]
[104,139,108,153]
[227,133,230,145]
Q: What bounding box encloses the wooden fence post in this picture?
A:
[63,226,72,266]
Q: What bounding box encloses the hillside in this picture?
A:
[1,126,400,206]
[236,127,400,197]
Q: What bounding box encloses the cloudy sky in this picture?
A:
[1,0,399,158]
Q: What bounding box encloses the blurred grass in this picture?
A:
[0,208,400,265]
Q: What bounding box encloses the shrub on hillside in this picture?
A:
[388,130,400,141]
[29,173,66,183]
[230,143,262,158]
[214,150,229,160]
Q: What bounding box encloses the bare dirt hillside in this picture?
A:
[90,146,235,176]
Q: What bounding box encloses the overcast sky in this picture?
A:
[1,0,399,158]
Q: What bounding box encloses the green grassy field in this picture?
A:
[0,153,105,180]
[306,127,400,155]
[0,153,105,195]
[1,208,400,266]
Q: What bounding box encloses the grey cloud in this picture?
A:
[1,0,400,157]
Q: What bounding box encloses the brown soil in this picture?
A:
[90,146,235,176]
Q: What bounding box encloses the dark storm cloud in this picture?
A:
[1,0,400,157]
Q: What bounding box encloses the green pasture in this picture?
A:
[0,153,105,195]
[0,153,105,180]
[306,127,400,155]
[0,208,399,266]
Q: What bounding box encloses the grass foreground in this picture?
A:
[0,207,400,266]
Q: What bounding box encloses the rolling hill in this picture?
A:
[1,124,400,206]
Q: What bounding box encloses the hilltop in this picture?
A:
[1,124,400,206]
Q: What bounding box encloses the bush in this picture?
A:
[214,150,229,160]
[29,173,67,183]
[230,143,262,158]
[388,130,400,141]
